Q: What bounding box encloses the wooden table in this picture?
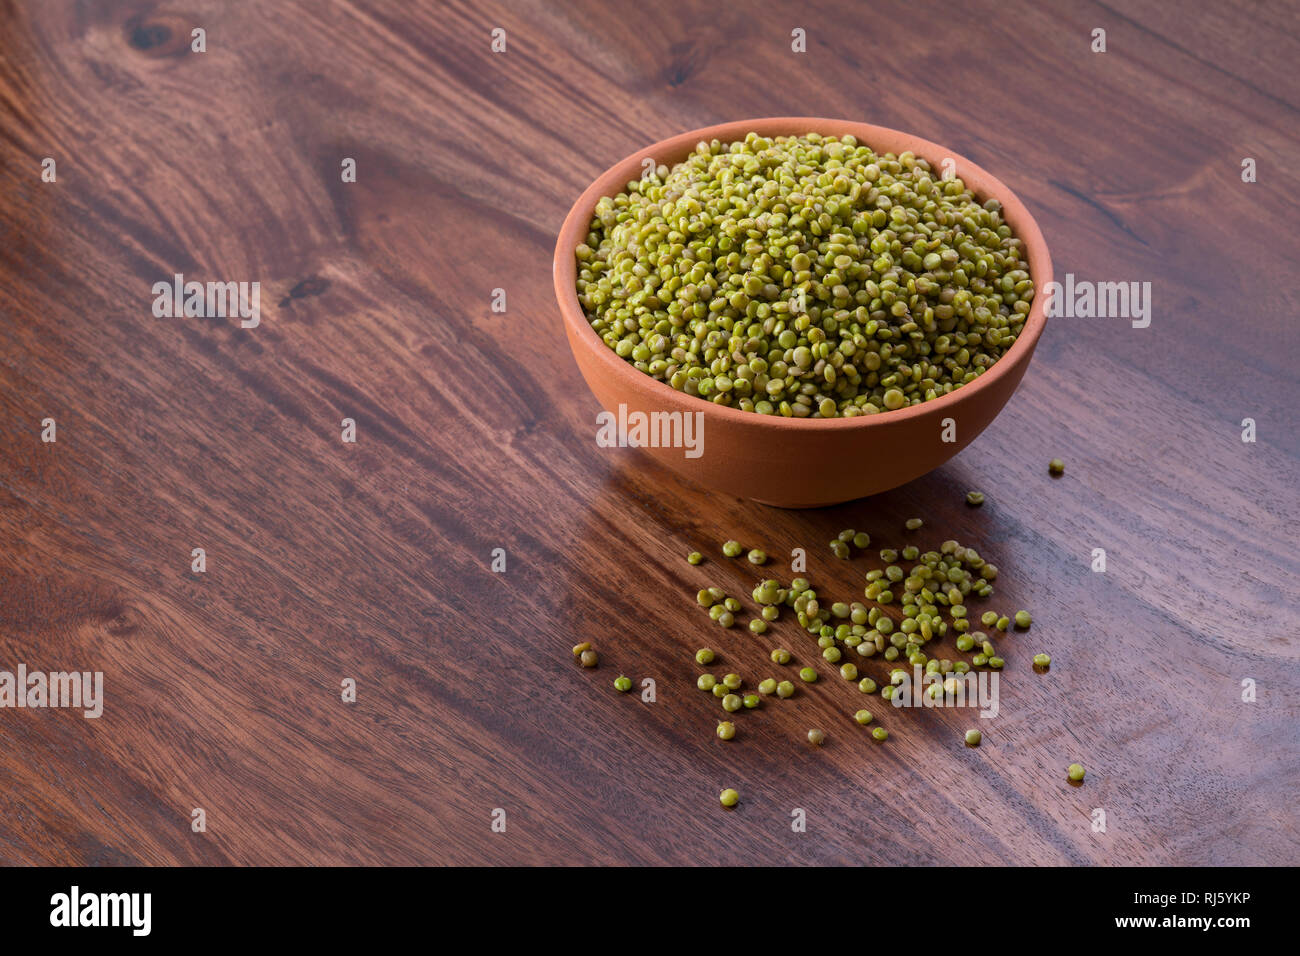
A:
[1,0,1296,866]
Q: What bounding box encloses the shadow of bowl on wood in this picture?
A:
[553,117,1052,508]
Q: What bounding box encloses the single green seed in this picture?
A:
[687,551,704,565]
[758,678,778,695]
[807,728,826,746]
[981,611,999,627]
[988,656,1005,669]
[799,666,818,683]
[852,532,871,549]
[762,605,780,621]
[712,683,728,698]
[966,491,985,506]
[719,787,739,807]
[580,650,598,668]
[854,709,874,725]
[1033,653,1051,668]
[770,648,791,665]
[1049,458,1065,476]
[996,616,1010,631]
[722,693,742,712]
[965,729,982,746]
[956,635,975,652]
[830,540,850,559]
[1014,610,1032,628]
[572,642,592,657]
[722,540,743,557]
[1067,762,1086,782]
[695,648,715,665]
[871,727,889,742]
[776,680,795,698]
[724,597,741,613]
[722,673,742,690]
[749,618,768,634]
[716,721,736,740]
[747,548,767,565]
[742,693,760,709]
[697,674,717,691]
[858,677,878,694]
[823,646,842,664]
[717,611,735,628]
[840,662,859,681]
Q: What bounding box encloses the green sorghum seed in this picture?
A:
[742,693,761,709]
[708,586,726,602]
[758,678,778,695]
[972,653,988,667]
[722,693,742,712]
[858,677,878,694]
[953,661,970,674]
[871,727,889,742]
[749,618,767,634]
[996,616,1010,631]
[572,641,592,657]
[688,551,704,565]
[719,787,739,806]
[840,662,859,681]
[823,646,842,664]
[881,685,895,700]
[854,710,874,725]
[880,549,898,562]
[831,602,850,618]
[981,611,999,627]
[799,666,818,683]
[578,135,1033,418]
[614,675,632,692]
[580,650,598,668]
[966,491,985,506]
[1049,458,1065,476]
[905,518,923,530]
[724,597,741,613]
[762,605,779,621]
[830,540,850,559]
[747,548,767,565]
[776,680,795,698]
[722,540,743,557]
[712,683,728,698]
[1015,610,1032,628]
[696,648,715,665]
[716,721,736,740]
[770,648,791,665]
[697,589,714,607]
[723,673,742,690]
[965,729,982,746]
[807,728,826,746]
[838,529,856,543]
[1033,653,1051,668]
[988,656,1004,668]
[852,532,871,549]
[956,635,975,652]
[717,611,735,628]
[1067,763,1086,781]
[698,674,717,691]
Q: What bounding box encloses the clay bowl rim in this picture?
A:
[553,116,1052,432]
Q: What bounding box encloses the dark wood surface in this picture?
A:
[1,0,1297,866]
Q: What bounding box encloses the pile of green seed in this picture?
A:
[575,132,1034,418]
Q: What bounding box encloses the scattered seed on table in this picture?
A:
[770,648,791,665]
[742,694,760,709]
[758,678,778,695]
[722,540,743,557]
[1068,762,1086,782]
[580,650,598,668]
[722,693,742,712]
[687,551,704,565]
[981,611,999,627]
[807,728,826,746]
[1015,610,1032,629]
[871,727,889,742]
[722,673,742,690]
[965,729,982,746]
[799,666,818,683]
[840,662,859,681]
[905,518,923,530]
[762,605,780,621]
[1049,458,1065,476]
[749,619,767,634]
[853,532,871,549]
[1033,653,1052,668]
[695,648,715,665]
[966,491,985,506]
[614,675,632,692]
[858,677,878,694]
[830,540,850,559]
[823,646,842,664]
[854,710,874,725]
[697,674,717,691]
[724,597,741,613]
[747,548,767,565]
[776,680,795,698]
[719,788,739,807]
[717,611,735,628]
[572,641,592,657]
[716,721,736,740]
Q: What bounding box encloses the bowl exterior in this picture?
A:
[556,118,1051,507]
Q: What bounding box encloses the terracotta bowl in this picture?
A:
[553,117,1052,507]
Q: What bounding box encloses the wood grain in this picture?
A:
[1,0,1297,865]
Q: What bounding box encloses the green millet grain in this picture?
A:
[576,133,1034,418]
